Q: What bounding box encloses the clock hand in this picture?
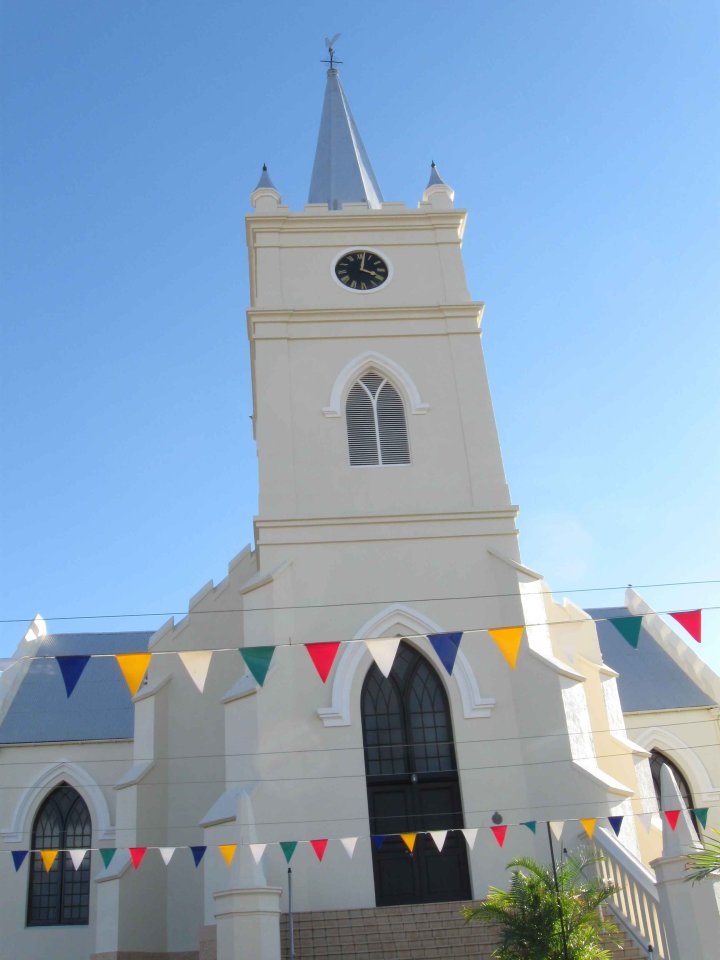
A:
[360,252,366,271]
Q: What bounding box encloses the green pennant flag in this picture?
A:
[280,841,298,863]
[100,848,116,868]
[240,646,275,686]
[692,808,709,830]
[608,616,643,649]
[520,820,537,834]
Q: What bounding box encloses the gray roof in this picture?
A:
[588,607,714,711]
[308,68,383,210]
[0,631,152,744]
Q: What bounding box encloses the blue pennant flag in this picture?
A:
[427,632,463,676]
[56,656,91,697]
[12,850,28,871]
[190,846,206,866]
[608,816,623,837]
[372,835,385,850]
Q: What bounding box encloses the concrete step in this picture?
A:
[280,901,652,959]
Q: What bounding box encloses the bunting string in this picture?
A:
[2,605,709,699]
[3,806,714,874]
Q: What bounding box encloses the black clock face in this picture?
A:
[335,250,388,291]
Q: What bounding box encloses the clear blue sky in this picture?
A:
[2,1,719,673]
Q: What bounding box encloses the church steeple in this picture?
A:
[308,66,383,210]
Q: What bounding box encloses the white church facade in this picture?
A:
[1,60,718,960]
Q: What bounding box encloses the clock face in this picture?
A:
[335,250,389,291]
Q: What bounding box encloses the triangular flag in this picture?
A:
[178,651,213,692]
[310,839,328,861]
[462,828,478,850]
[372,835,385,850]
[11,850,28,871]
[491,825,507,847]
[549,821,564,841]
[40,850,58,872]
[69,849,87,870]
[240,646,276,687]
[219,844,237,866]
[116,654,152,697]
[401,833,416,853]
[158,847,176,866]
[365,637,401,678]
[664,810,681,831]
[341,837,358,858]
[305,643,341,683]
[669,610,702,643]
[427,632,463,675]
[488,627,524,670]
[250,843,266,864]
[429,830,447,851]
[190,845,206,867]
[56,656,90,697]
[608,816,624,837]
[521,821,537,834]
[280,841,298,863]
[580,818,596,839]
[638,813,653,834]
[100,848,116,868]
[608,616,642,649]
[129,847,147,869]
[692,808,709,830]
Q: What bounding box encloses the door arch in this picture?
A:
[361,641,471,905]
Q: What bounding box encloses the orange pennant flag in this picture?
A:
[488,627,524,670]
[40,849,58,872]
[401,833,417,853]
[580,818,596,839]
[218,844,237,866]
[116,653,152,696]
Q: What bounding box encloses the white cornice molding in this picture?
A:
[323,350,429,417]
[317,603,494,727]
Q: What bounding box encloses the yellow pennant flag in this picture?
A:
[488,627,524,670]
[218,844,237,866]
[580,818,596,839]
[401,833,416,853]
[40,850,58,872]
[115,653,152,697]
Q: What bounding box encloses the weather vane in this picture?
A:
[322,34,342,69]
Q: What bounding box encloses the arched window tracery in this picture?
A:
[27,783,91,926]
[346,371,410,466]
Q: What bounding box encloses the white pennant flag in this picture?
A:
[429,830,448,851]
[158,847,176,866]
[549,821,564,841]
[340,837,358,859]
[69,849,87,870]
[178,651,214,693]
[364,637,402,678]
[638,813,653,834]
[250,843,266,864]
[461,828,478,850]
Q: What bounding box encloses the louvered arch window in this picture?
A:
[27,783,91,926]
[346,372,410,466]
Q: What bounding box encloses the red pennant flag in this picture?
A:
[669,610,701,643]
[664,810,681,831]
[491,825,507,847]
[310,839,328,861]
[305,643,341,683]
[129,847,148,869]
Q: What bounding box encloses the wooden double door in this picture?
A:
[361,642,472,906]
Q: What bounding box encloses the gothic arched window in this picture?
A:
[649,749,699,833]
[27,783,92,926]
[346,372,410,466]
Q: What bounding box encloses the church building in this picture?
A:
[1,56,718,960]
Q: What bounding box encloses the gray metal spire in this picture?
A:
[308,68,383,210]
[426,161,447,189]
[254,163,277,191]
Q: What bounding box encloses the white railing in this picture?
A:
[587,828,669,959]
